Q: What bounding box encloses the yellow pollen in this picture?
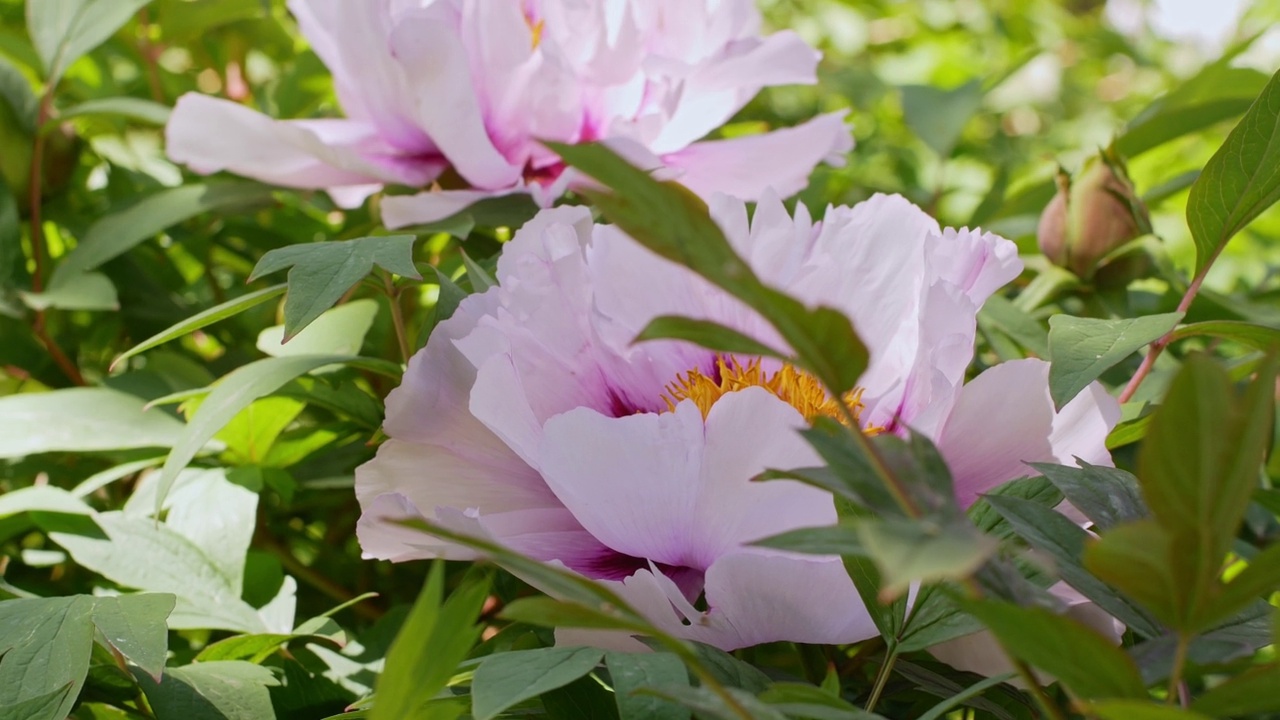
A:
[528,18,545,49]
[662,356,883,432]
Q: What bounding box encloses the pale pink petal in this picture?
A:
[693,551,875,649]
[937,360,1121,508]
[287,0,434,152]
[648,31,821,153]
[381,188,529,228]
[389,4,522,188]
[165,94,440,194]
[662,112,852,202]
[537,389,828,571]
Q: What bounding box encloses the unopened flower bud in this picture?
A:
[1037,149,1150,280]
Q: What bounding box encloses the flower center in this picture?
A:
[662,356,882,432]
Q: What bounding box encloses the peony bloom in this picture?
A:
[355,192,1121,650]
[165,0,852,226]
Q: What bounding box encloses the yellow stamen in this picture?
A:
[661,356,882,432]
[528,18,545,49]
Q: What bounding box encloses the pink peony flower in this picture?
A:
[355,192,1121,650]
[164,0,853,226]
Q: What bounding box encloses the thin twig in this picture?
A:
[382,271,412,363]
[1117,250,1219,404]
[864,646,899,712]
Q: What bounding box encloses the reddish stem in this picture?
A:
[1117,249,1219,404]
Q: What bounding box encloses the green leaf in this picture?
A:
[51,181,274,284]
[606,652,690,720]
[962,600,1148,700]
[499,597,654,634]
[51,97,171,127]
[1189,662,1280,716]
[88,594,175,679]
[458,247,495,292]
[154,354,369,513]
[0,596,95,718]
[1132,602,1273,684]
[676,643,771,694]
[1029,461,1147,532]
[1187,67,1280,271]
[471,647,604,720]
[983,493,1163,638]
[19,271,118,311]
[1169,320,1280,350]
[0,486,92,518]
[1116,63,1268,158]
[915,672,1017,720]
[751,523,865,556]
[112,284,286,370]
[900,80,985,158]
[0,171,20,291]
[27,0,154,84]
[550,141,867,396]
[195,631,339,664]
[757,682,883,719]
[1047,313,1184,409]
[1085,701,1213,720]
[372,563,490,720]
[248,235,420,340]
[977,294,1049,358]
[419,267,469,346]
[1209,542,1280,628]
[856,518,996,600]
[1135,354,1276,630]
[1084,520,1182,629]
[256,299,378,357]
[133,661,280,720]
[635,316,786,359]
[0,685,72,720]
[0,388,185,458]
[638,686,784,720]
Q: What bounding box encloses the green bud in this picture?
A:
[1037,148,1150,280]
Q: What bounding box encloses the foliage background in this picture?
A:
[2,0,1280,718]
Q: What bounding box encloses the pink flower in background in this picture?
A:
[354,192,1121,651]
[165,0,853,226]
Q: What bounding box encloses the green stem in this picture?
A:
[382,270,412,363]
[1167,633,1190,706]
[865,645,899,713]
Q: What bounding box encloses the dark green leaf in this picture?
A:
[0,685,72,720]
[89,594,175,679]
[112,284,287,370]
[471,647,604,720]
[962,600,1147,700]
[1047,313,1183,409]
[133,660,279,720]
[638,685,784,720]
[1169,320,1280,350]
[606,652,690,720]
[1190,662,1280,717]
[458,247,495,292]
[0,596,95,718]
[635,316,786,359]
[248,235,420,339]
[1084,520,1181,629]
[1187,67,1280,271]
[1029,461,1147,531]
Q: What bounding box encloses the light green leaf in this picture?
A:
[900,80,984,157]
[1047,312,1183,409]
[27,0,154,84]
[154,354,368,513]
[133,661,280,720]
[19,271,117,311]
[1116,63,1268,158]
[1186,67,1280,271]
[606,652,690,720]
[471,647,604,720]
[112,284,286,370]
[256,299,378,357]
[372,563,490,720]
[51,97,171,127]
[0,486,92,518]
[248,235,420,340]
[51,181,274,284]
[963,600,1148,700]
[0,388,185,458]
